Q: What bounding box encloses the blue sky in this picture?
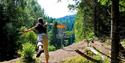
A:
[37,0,76,18]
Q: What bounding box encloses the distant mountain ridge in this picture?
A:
[56,15,76,31]
[56,15,75,21]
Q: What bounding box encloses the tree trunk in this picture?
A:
[93,0,98,37]
[111,0,120,63]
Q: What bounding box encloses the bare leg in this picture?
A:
[43,35,49,63]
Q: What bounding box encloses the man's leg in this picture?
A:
[36,42,44,57]
[43,35,49,63]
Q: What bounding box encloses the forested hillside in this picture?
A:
[56,15,75,31]
[72,0,125,62]
[46,15,75,50]
[74,0,125,42]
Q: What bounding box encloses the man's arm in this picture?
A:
[24,23,38,32]
[24,26,35,32]
[24,22,48,32]
[27,26,35,31]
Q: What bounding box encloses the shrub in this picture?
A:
[86,32,95,41]
[48,45,56,51]
[19,26,37,44]
[18,42,35,62]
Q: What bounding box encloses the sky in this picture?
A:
[37,0,76,18]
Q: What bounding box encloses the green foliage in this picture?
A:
[74,12,84,42]
[18,42,35,62]
[119,0,125,12]
[74,0,94,42]
[0,0,45,60]
[48,45,56,51]
[74,0,115,42]
[63,31,75,46]
[98,0,109,5]
[49,22,59,49]
[121,39,125,47]
[19,27,37,44]
[64,31,74,36]
[86,32,95,41]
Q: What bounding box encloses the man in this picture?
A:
[24,17,49,63]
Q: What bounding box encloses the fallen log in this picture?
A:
[75,49,99,63]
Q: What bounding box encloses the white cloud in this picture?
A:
[37,0,76,18]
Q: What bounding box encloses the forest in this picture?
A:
[0,0,125,63]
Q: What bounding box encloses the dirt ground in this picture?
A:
[0,40,111,63]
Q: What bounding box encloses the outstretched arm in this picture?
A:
[24,24,38,33]
[24,23,39,32]
[24,26,35,32]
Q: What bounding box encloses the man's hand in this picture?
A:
[44,22,53,26]
[19,28,28,34]
[23,28,29,32]
[45,22,48,25]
